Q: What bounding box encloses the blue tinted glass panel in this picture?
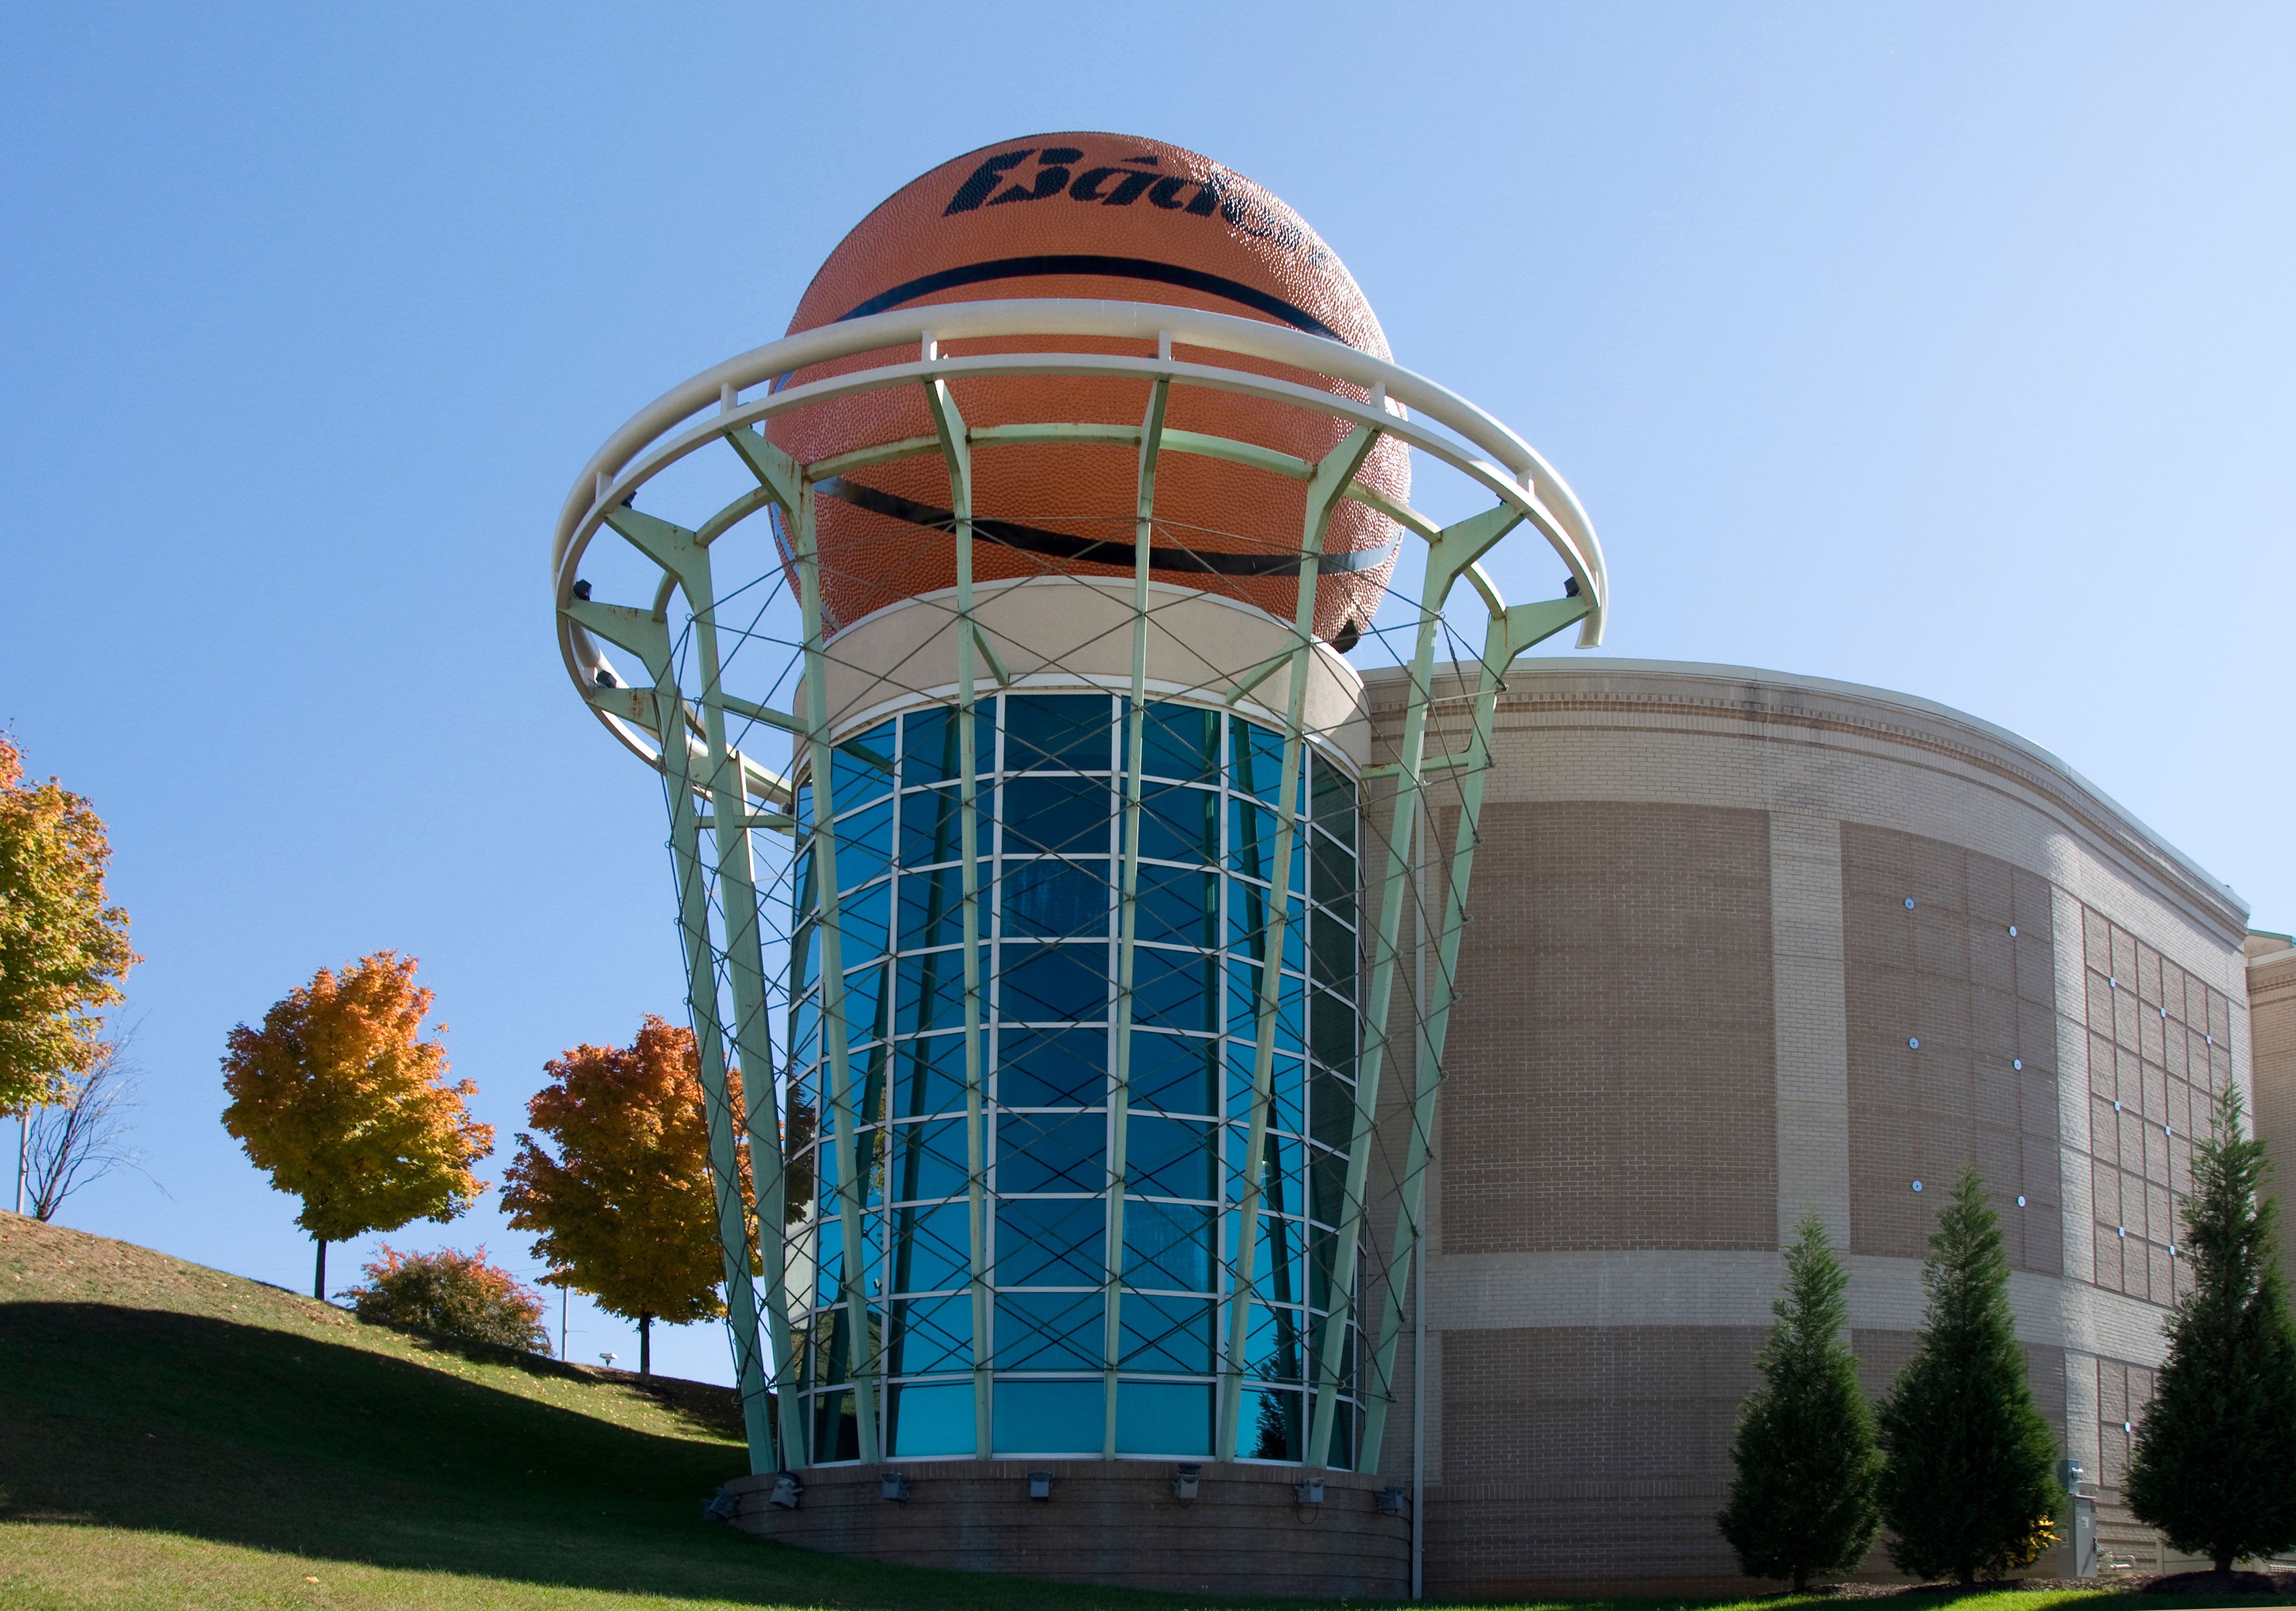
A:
[900,704,993,786]
[1117,1380,1213,1456]
[995,1025,1105,1107]
[1137,866,1216,946]
[811,1389,860,1463]
[1132,948,1217,1033]
[797,923,819,990]
[991,1378,1103,1455]
[841,962,888,1046]
[886,1201,970,1292]
[994,1198,1104,1285]
[900,787,960,867]
[834,801,893,890]
[1245,1302,1307,1383]
[889,1119,967,1203]
[1309,911,1355,993]
[1127,1116,1215,1200]
[1229,720,1283,803]
[1003,775,1112,857]
[897,867,962,949]
[832,721,896,807]
[1122,1200,1214,1291]
[1309,752,1356,838]
[995,1290,1105,1369]
[1006,695,1111,772]
[1127,1031,1216,1116]
[894,951,966,1035]
[1241,1388,1302,1461]
[1000,943,1108,1023]
[887,1379,973,1455]
[1118,1293,1214,1373]
[1309,1067,1356,1150]
[1001,861,1110,939]
[997,1110,1106,1194]
[1227,801,1273,881]
[1140,784,1217,864]
[886,1295,973,1376]
[1226,961,1302,1044]
[893,1033,966,1118]
[1309,830,1355,911]
[1142,704,1220,783]
[1311,989,1356,1073]
[839,881,890,960]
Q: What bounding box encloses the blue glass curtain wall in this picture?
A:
[785,692,1362,1465]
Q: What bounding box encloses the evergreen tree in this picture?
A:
[1877,1165,2060,1583]
[1718,1213,1883,1589]
[2128,1085,2296,1572]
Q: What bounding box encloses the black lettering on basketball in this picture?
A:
[1068,166,1120,202]
[944,150,1034,216]
[989,147,1083,206]
[1146,175,1194,210]
[1099,171,1158,207]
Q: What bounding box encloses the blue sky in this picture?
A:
[4,3,2289,1385]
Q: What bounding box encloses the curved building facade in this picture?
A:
[1372,658,2254,1596]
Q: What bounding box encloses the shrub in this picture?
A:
[344,1245,549,1352]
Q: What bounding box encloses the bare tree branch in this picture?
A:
[26,1025,164,1221]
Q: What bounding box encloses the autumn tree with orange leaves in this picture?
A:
[0,732,138,1117]
[221,953,493,1298]
[501,1015,748,1376]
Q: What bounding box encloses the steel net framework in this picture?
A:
[548,300,1607,1478]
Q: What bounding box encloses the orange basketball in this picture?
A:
[768,132,1407,644]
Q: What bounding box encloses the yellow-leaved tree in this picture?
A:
[0,732,138,1116]
[220,952,493,1297]
[500,1015,747,1375]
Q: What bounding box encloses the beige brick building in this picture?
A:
[1364,658,2260,1597]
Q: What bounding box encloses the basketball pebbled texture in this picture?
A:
[767,133,1407,646]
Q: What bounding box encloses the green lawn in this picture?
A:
[0,1212,2283,1611]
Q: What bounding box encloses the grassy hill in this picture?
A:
[0,1211,2265,1611]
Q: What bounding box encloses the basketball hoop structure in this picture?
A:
[549,297,1606,1478]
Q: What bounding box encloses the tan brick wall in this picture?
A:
[1355,659,2254,1596]
[1427,1324,1763,1594]
[2247,943,2296,1277]
[1439,801,1777,1254]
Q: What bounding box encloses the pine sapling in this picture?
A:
[1719,1212,1883,1589]
[1877,1165,2060,1584]
[2128,1084,2296,1572]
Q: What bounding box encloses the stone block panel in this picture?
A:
[1842,823,2064,1272]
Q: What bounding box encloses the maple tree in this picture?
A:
[220,952,493,1298]
[0,732,138,1116]
[501,1014,750,1376]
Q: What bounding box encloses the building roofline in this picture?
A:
[1363,654,2250,935]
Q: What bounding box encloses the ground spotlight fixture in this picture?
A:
[1377,1486,1406,1515]
[1171,1463,1201,1502]
[1294,1479,1324,1506]
[768,1472,801,1511]
[880,1472,910,1503]
[1028,1471,1053,1501]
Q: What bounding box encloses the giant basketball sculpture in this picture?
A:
[550,133,1606,1593]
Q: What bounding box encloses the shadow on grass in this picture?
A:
[7,1302,2288,1611]
[0,1301,1216,1611]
